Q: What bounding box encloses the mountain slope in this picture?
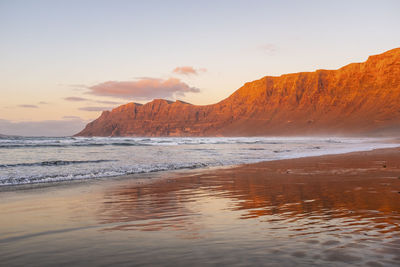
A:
[76,48,400,137]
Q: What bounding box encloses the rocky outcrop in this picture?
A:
[76,48,400,137]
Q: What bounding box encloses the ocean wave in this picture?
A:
[0,136,378,149]
[1,136,397,187]
[273,149,292,153]
[0,162,211,186]
[0,160,116,168]
[0,140,285,148]
[0,142,151,149]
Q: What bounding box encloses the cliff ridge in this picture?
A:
[76,48,400,136]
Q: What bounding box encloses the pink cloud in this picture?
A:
[173,66,197,75]
[172,66,207,75]
[62,116,82,120]
[63,97,121,105]
[96,100,122,105]
[259,43,278,54]
[87,78,200,100]
[79,106,114,112]
[19,104,38,108]
[64,97,88,102]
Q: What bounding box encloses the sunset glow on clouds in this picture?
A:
[0,0,399,135]
[87,78,200,100]
[64,97,88,102]
[18,105,39,109]
[78,106,114,112]
[172,66,207,75]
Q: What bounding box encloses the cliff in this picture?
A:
[76,48,400,137]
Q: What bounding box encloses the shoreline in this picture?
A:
[0,147,400,194]
[0,144,400,193]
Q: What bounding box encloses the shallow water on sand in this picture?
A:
[1,153,400,266]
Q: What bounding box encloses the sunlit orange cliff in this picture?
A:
[76,48,400,137]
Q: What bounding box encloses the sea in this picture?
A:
[0,136,398,187]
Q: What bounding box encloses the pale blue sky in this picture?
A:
[0,0,399,135]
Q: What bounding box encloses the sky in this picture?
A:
[0,0,399,136]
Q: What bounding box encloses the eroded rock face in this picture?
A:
[76,48,400,137]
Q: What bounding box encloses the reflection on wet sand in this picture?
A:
[1,149,400,266]
[98,149,400,265]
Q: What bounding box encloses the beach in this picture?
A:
[1,147,400,266]
[2,1,400,266]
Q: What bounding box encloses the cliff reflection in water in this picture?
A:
[97,157,400,265]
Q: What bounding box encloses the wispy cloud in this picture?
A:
[62,116,82,120]
[259,43,278,54]
[38,101,49,105]
[63,96,122,106]
[68,84,87,88]
[95,100,122,105]
[79,106,114,112]
[64,97,88,102]
[19,104,39,108]
[67,84,87,91]
[172,66,207,75]
[87,77,200,100]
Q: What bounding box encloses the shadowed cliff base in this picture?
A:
[76,48,400,137]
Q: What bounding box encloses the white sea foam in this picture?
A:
[0,137,398,186]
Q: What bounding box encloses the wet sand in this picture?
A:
[1,148,400,266]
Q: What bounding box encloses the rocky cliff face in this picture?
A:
[76,48,400,137]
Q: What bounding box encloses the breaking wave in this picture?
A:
[0,160,115,168]
[0,136,398,187]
